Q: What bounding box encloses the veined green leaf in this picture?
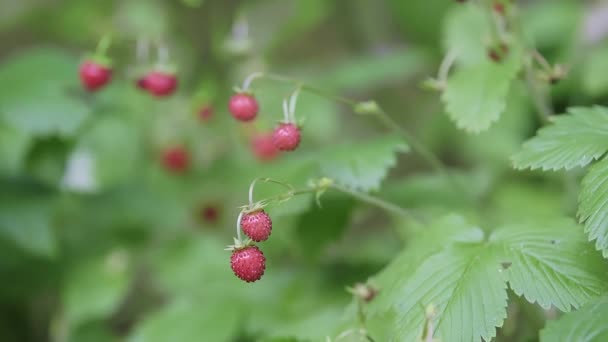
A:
[540,296,608,342]
[579,156,608,258]
[512,106,608,171]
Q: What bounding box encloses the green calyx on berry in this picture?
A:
[224,237,256,251]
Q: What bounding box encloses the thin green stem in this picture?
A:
[95,34,112,56]
[235,211,243,241]
[329,183,413,220]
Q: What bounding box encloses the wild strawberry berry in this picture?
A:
[162,146,189,173]
[79,60,112,91]
[272,123,301,151]
[142,71,178,97]
[240,210,272,242]
[251,133,280,161]
[493,2,505,15]
[230,246,266,282]
[198,105,214,122]
[199,205,219,223]
[229,93,259,121]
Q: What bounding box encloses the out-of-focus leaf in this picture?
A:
[0,195,56,258]
[442,47,523,133]
[491,219,608,311]
[0,123,31,175]
[0,48,90,137]
[582,45,608,97]
[579,156,608,258]
[317,134,408,191]
[443,4,490,66]
[63,250,131,328]
[391,0,452,47]
[540,296,608,342]
[181,0,204,8]
[512,106,608,171]
[521,1,583,49]
[128,297,240,342]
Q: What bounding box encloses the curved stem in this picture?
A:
[329,184,414,220]
[95,34,112,56]
[242,71,264,91]
[437,50,459,82]
[248,177,295,207]
[282,99,290,122]
[235,211,243,241]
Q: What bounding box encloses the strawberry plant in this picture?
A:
[2,1,608,341]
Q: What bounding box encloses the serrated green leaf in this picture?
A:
[441,48,522,133]
[579,156,608,258]
[63,250,131,327]
[0,195,56,258]
[0,48,91,137]
[491,219,608,311]
[392,245,507,342]
[540,296,608,342]
[513,106,608,171]
[317,135,408,191]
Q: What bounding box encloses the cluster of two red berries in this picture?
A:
[79,60,178,97]
[230,209,273,282]
[228,93,302,153]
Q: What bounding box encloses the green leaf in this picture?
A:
[317,134,408,191]
[0,195,56,258]
[63,250,131,327]
[579,156,608,258]
[392,245,507,341]
[0,122,32,175]
[443,4,490,66]
[582,45,608,97]
[512,106,608,171]
[491,219,608,311]
[0,48,91,137]
[540,296,608,342]
[441,48,522,133]
[128,297,240,342]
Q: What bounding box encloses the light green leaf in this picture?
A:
[0,195,56,257]
[63,250,131,327]
[317,134,408,191]
[512,106,608,171]
[579,156,608,258]
[441,48,522,133]
[128,297,240,342]
[0,48,91,137]
[443,4,490,66]
[491,219,608,311]
[0,123,32,175]
[392,245,507,342]
[582,45,608,97]
[540,296,608,342]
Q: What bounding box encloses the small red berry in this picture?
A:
[251,133,280,161]
[493,2,505,15]
[229,93,259,121]
[198,105,214,122]
[79,61,112,91]
[162,146,189,173]
[200,205,219,223]
[142,71,178,97]
[230,246,266,282]
[240,210,272,242]
[272,123,301,151]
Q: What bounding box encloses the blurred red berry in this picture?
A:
[162,146,189,173]
[493,2,505,15]
[142,71,178,97]
[230,246,265,282]
[200,205,219,223]
[229,93,259,121]
[251,133,280,161]
[79,60,112,91]
[136,77,148,90]
[272,123,301,151]
[198,105,214,122]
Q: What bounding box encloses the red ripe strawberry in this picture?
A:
[198,105,214,122]
[229,93,259,121]
[79,60,112,91]
[162,146,189,173]
[272,123,301,151]
[230,246,266,282]
[251,133,280,161]
[142,71,178,97]
[240,210,272,242]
